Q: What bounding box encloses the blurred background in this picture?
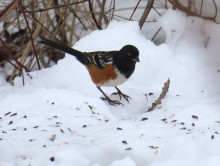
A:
[0,0,219,82]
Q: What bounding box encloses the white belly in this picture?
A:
[98,69,127,87]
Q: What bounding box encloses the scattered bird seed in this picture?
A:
[50,157,55,162]
[147,92,153,96]
[60,129,64,133]
[33,126,39,129]
[8,121,13,125]
[214,131,219,134]
[192,115,198,120]
[161,118,167,122]
[141,117,148,121]
[192,123,195,126]
[149,146,158,149]
[180,122,185,125]
[4,112,11,116]
[117,127,123,130]
[29,139,34,142]
[211,135,215,140]
[51,102,55,105]
[125,147,132,150]
[83,125,87,128]
[10,113,17,117]
[50,134,56,141]
[67,128,72,132]
[122,140,127,144]
[171,120,177,123]
[23,115,27,118]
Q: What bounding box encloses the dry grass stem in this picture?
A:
[147,79,170,112]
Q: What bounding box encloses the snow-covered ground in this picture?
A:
[1,10,220,166]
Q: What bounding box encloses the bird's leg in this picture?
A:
[111,86,131,103]
[97,86,123,106]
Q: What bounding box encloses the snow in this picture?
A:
[1,10,220,165]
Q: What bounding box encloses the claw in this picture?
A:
[97,86,124,106]
[111,87,132,103]
[100,97,124,106]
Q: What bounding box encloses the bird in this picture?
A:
[39,39,139,105]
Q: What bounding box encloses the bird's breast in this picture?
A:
[86,64,127,87]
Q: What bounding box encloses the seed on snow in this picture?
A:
[192,115,198,120]
[8,121,13,125]
[50,157,55,162]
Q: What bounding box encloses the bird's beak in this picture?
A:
[133,57,140,62]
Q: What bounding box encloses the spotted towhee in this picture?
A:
[39,39,139,105]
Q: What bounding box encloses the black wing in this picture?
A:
[84,51,117,68]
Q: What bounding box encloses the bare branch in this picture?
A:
[139,0,154,30]
[147,79,170,112]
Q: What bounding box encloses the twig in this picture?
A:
[88,0,102,30]
[188,0,192,15]
[167,0,217,22]
[0,38,32,83]
[212,0,218,21]
[151,27,162,41]
[97,0,109,25]
[69,7,88,31]
[152,6,161,16]
[172,0,177,10]
[110,0,116,21]
[147,79,170,112]
[139,0,154,30]
[19,0,41,70]
[0,0,18,21]
[17,0,88,13]
[0,38,26,71]
[129,0,141,21]
[199,0,203,16]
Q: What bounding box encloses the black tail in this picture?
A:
[39,39,84,62]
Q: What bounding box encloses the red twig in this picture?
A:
[0,38,32,82]
[0,52,20,71]
[0,38,23,71]
[129,0,141,20]
[18,0,41,70]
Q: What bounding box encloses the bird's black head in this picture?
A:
[114,45,140,78]
[119,45,140,63]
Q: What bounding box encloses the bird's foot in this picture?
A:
[100,97,123,106]
[111,88,131,103]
